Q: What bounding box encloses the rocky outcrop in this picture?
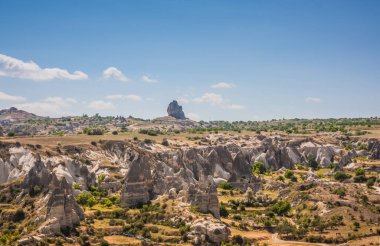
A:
[167,100,186,119]
[0,146,36,183]
[186,175,220,218]
[188,218,230,245]
[38,177,84,235]
[52,157,96,190]
[368,139,380,159]
[121,154,153,207]
[21,156,84,235]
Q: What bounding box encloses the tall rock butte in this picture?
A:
[167,100,186,119]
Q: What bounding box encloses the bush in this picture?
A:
[268,201,291,215]
[367,177,376,187]
[252,161,267,175]
[220,205,229,218]
[307,156,319,170]
[161,138,169,146]
[100,240,109,246]
[7,132,15,137]
[284,170,295,179]
[355,168,365,176]
[143,139,153,144]
[13,209,25,222]
[218,182,233,190]
[334,171,351,182]
[333,187,346,198]
[231,235,244,245]
[76,193,97,207]
[112,131,118,135]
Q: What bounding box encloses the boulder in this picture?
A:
[189,218,230,245]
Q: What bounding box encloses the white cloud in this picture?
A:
[193,92,245,110]
[224,104,245,110]
[305,97,321,103]
[15,97,77,115]
[0,54,88,81]
[102,67,128,82]
[187,112,201,121]
[210,82,234,89]
[88,100,115,110]
[0,91,26,102]
[142,75,158,83]
[194,93,224,105]
[105,94,142,101]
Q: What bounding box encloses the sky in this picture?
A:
[0,0,379,121]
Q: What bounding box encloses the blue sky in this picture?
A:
[0,0,379,121]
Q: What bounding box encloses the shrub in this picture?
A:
[220,205,229,218]
[231,235,244,245]
[334,171,351,182]
[355,168,365,176]
[100,240,109,246]
[73,183,82,190]
[268,201,291,215]
[284,170,295,179]
[333,187,346,198]
[252,161,266,175]
[307,156,319,170]
[366,177,376,187]
[13,209,25,222]
[143,139,153,144]
[218,182,233,190]
[7,132,15,137]
[112,131,118,135]
[161,138,169,146]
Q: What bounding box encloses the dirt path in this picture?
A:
[270,233,329,246]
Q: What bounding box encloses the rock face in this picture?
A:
[188,218,231,245]
[121,154,152,207]
[167,100,186,119]
[21,156,84,235]
[186,175,220,218]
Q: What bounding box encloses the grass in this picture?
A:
[103,235,141,245]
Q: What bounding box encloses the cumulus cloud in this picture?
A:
[0,54,88,81]
[88,100,115,110]
[210,82,234,89]
[15,97,77,115]
[194,92,245,110]
[142,75,158,83]
[105,94,142,101]
[305,97,321,103]
[194,93,224,105]
[102,67,128,82]
[225,104,245,110]
[0,91,26,102]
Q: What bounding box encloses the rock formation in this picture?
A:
[186,175,220,218]
[120,154,152,207]
[21,156,84,235]
[167,100,186,119]
[188,218,231,245]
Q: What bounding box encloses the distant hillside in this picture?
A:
[0,107,44,122]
